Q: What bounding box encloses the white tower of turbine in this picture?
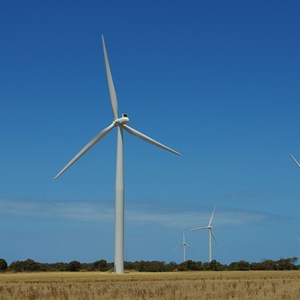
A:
[54,36,180,274]
[192,207,217,262]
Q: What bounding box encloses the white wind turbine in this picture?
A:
[297,236,300,257]
[192,207,217,263]
[175,231,192,262]
[54,36,181,274]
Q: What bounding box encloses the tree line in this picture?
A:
[0,257,299,273]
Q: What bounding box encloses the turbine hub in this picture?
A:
[114,114,129,125]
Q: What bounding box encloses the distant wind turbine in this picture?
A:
[192,207,217,262]
[54,36,181,274]
[291,154,300,168]
[175,231,192,262]
[297,236,300,257]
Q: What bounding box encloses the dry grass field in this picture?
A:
[0,270,300,300]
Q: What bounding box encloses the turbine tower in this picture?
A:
[192,207,217,262]
[54,36,180,274]
[175,231,192,262]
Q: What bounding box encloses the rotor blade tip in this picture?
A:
[53,174,60,180]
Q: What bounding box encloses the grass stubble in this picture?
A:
[0,270,300,300]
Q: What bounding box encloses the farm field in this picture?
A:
[0,270,300,300]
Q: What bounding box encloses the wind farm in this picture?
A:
[2,1,300,299]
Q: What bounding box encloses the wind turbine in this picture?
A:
[54,36,181,274]
[297,236,300,257]
[192,207,217,263]
[175,231,192,262]
[291,154,300,168]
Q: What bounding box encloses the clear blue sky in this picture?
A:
[1,0,300,264]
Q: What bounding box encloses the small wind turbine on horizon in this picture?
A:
[54,36,181,274]
[290,154,300,168]
[297,236,300,257]
[192,207,217,263]
[175,231,192,262]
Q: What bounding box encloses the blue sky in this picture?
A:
[1,0,300,264]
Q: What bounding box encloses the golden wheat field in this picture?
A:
[0,270,300,300]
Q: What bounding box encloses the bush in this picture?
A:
[229,260,250,271]
[9,259,41,272]
[68,260,81,272]
[0,258,8,272]
[92,259,108,271]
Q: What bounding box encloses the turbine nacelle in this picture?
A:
[114,113,129,125]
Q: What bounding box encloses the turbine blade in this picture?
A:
[291,154,300,168]
[54,123,116,179]
[192,226,208,231]
[102,35,118,119]
[123,125,181,156]
[208,206,216,226]
[186,243,192,249]
[297,236,300,243]
[211,230,218,245]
